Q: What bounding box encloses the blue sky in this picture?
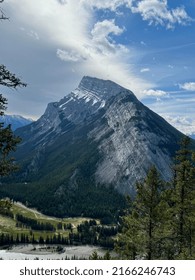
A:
[0,0,195,135]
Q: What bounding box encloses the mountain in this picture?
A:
[0,114,33,130]
[0,76,191,219]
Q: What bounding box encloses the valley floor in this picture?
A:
[0,199,116,260]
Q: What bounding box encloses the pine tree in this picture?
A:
[89,251,101,260]
[0,0,8,20]
[103,251,112,260]
[115,166,165,259]
[171,136,195,259]
[115,209,146,259]
[0,66,26,176]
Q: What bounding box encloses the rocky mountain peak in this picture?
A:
[54,76,134,126]
[78,76,134,101]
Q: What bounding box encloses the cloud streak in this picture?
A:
[143,89,167,96]
[81,0,132,11]
[179,82,195,91]
[161,115,195,136]
[140,68,150,73]
[56,49,87,62]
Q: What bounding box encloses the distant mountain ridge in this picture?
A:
[0,76,193,218]
[0,114,33,130]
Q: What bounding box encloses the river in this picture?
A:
[0,244,108,260]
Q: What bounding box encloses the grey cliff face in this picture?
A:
[15,76,184,194]
[90,91,177,194]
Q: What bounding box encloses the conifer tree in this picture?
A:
[115,166,165,259]
[171,136,195,259]
[0,0,8,20]
[0,15,26,176]
[89,251,101,260]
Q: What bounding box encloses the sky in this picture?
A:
[0,0,195,135]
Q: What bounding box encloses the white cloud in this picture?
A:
[91,19,125,54]
[56,49,86,62]
[81,0,133,11]
[162,115,195,136]
[83,0,192,29]
[130,0,192,29]
[140,68,150,73]
[143,89,167,96]
[179,82,195,91]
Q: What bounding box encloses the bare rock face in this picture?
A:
[90,91,177,194]
[15,76,184,195]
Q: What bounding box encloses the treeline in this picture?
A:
[115,137,195,260]
[15,214,55,231]
[0,232,70,246]
[69,220,117,248]
[0,220,117,248]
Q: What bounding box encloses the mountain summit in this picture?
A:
[1,76,187,217]
[54,76,136,124]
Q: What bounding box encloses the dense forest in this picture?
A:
[0,169,127,223]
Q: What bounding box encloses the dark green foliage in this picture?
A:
[0,198,14,219]
[57,222,63,230]
[0,1,8,21]
[89,251,100,260]
[0,179,126,222]
[15,214,56,231]
[0,64,26,177]
[170,136,195,259]
[0,65,26,89]
[1,9,26,175]
[0,121,21,176]
[115,137,195,260]
[67,220,116,248]
[0,93,21,176]
[89,250,112,260]
[115,166,166,259]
